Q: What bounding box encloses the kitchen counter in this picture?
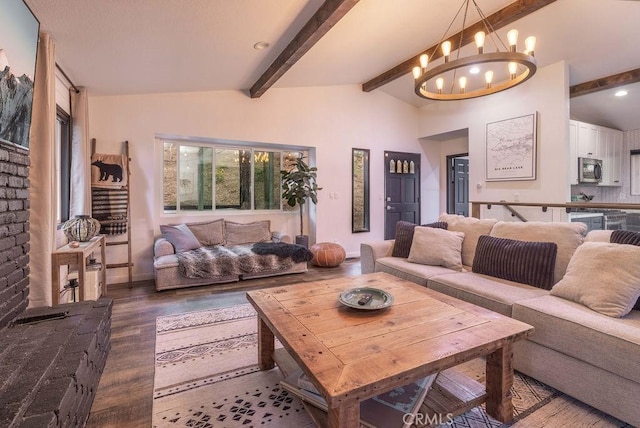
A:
[568,212,604,220]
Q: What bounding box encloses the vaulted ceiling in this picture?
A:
[24,0,640,130]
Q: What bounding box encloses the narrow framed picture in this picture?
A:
[485,112,537,181]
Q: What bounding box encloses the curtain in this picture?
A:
[28,33,57,307]
[70,87,91,216]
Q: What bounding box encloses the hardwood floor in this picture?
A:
[86,259,361,427]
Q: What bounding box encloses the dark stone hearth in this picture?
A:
[0,299,112,427]
[0,140,113,427]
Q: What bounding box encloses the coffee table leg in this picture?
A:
[258,317,275,370]
[485,343,514,422]
[327,401,359,428]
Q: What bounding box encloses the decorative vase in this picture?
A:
[62,215,101,242]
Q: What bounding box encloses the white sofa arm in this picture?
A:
[271,231,292,244]
[154,237,175,257]
[360,240,394,274]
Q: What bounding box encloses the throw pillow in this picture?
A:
[610,230,640,310]
[489,221,586,285]
[187,219,225,246]
[550,241,640,317]
[160,223,201,253]
[438,213,497,267]
[391,221,448,258]
[225,220,272,246]
[407,226,464,271]
[472,235,558,290]
[611,230,640,246]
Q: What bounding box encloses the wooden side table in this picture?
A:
[51,235,107,306]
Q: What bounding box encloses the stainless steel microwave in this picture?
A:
[578,157,603,183]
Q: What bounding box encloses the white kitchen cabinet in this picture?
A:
[577,121,599,158]
[569,120,578,185]
[569,120,622,187]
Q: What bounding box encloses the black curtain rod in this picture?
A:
[55,63,80,94]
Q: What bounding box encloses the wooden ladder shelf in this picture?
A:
[91,139,134,288]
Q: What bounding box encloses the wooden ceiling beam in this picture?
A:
[570,68,640,98]
[249,0,360,98]
[362,0,557,93]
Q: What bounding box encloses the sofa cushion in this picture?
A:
[391,221,448,258]
[408,227,464,271]
[375,257,459,287]
[224,220,272,246]
[550,241,640,317]
[489,221,586,284]
[585,230,613,242]
[513,295,640,385]
[427,272,549,316]
[472,235,557,290]
[159,223,201,253]
[187,219,225,246]
[438,214,497,267]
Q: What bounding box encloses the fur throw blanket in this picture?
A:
[251,242,314,263]
[177,244,299,279]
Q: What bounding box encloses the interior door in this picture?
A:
[447,155,469,216]
[384,151,421,239]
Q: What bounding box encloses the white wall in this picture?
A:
[418,61,571,214]
[89,85,421,283]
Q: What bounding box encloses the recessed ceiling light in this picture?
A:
[615,90,628,97]
[253,41,270,50]
[469,66,480,74]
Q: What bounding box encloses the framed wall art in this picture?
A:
[485,112,537,181]
[0,0,40,149]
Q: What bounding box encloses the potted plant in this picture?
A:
[281,156,322,247]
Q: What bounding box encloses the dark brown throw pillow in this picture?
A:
[611,230,640,246]
[391,221,448,258]
[472,235,558,290]
[610,230,640,310]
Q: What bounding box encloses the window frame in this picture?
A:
[161,137,304,215]
[56,105,71,224]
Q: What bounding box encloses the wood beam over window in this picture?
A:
[362,0,557,93]
[249,0,360,99]
[570,68,640,98]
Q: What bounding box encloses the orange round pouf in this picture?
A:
[310,242,346,267]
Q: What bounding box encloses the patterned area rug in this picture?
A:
[152,304,618,428]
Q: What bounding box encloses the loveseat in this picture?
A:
[154,219,309,291]
[361,214,640,426]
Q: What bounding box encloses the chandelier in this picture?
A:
[412,0,537,101]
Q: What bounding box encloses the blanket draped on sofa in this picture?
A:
[176,244,305,279]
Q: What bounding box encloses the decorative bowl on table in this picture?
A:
[338,287,393,310]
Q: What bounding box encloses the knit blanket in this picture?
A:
[176,244,296,279]
[251,242,314,263]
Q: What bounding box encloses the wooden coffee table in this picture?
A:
[246,272,534,428]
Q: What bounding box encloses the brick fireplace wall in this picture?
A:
[0,141,30,329]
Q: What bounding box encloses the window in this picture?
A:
[163,140,300,213]
[55,106,71,223]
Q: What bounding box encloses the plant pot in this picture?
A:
[295,235,309,248]
[62,215,101,242]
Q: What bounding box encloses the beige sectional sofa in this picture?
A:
[361,215,640,426]
[154,219,308,291]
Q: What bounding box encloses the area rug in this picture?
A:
[152,304,619,428]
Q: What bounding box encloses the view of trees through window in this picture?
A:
[163,141,302,212]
